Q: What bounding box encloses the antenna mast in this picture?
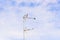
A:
[23,13,36,40]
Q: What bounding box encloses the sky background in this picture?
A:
[0,0,60,40]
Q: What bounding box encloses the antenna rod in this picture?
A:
[23,13,36,40]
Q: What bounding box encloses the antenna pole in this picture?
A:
[23,14,36,40]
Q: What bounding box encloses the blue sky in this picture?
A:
[0,0,60,40]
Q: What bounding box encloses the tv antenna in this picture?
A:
[23,13,36,40]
